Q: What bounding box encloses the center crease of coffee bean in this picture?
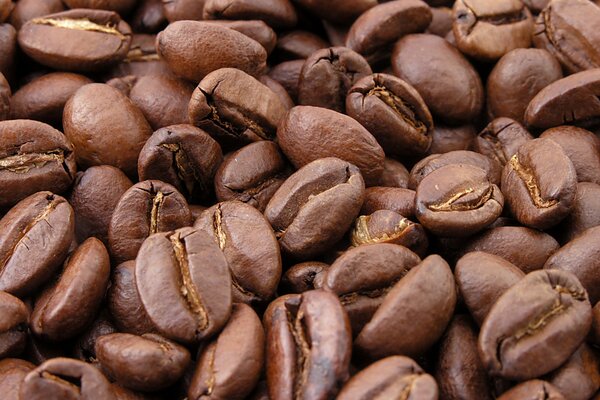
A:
[428,185,494,212]
[149,191,165,235]
[0,150,65,174]
[125,48,160,63]
[30,17,127,40]
[40,371,82,393]
[338,281,399,306]
[286,304,311,400]
[351,215,412,246]
[367,86,427,135]
[161,143,203,196]
[509,155,558,208]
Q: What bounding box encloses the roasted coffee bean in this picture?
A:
[487,49,562,124]
[392,33,484,124]
[138,124,223,202]
[277,106,384,186]
[203,0,297,29]
[546,343,600,400]
[497,380,565,400]
[130,0,167,33]
[20,357,114,400]
[346,73,434,157]
[264,290,351,400]
[275,30,329,61]
[189,67,287,150]
[96,333,190,392]
[0,24,16,81]
[355,255,456,359]
[525,69,600,130]
[260,75,295,110]
[107,261,155,335]
[415,164,504,237]
[297,47,372,113]
[533,0,600,73]
[189,303,264,400]
[474,118,533,167]
[72,310,117,362]
[63,83,152,177]
[0,291,28,359]
[351,210,428,256]
[453,0,533,61]
[502,138,577,229]
[18,9,132,72]
[0,358,35,400]
[69,165,133,244]
[460,226,559,273]
[163,0,205,22]
[8,0,65,30]
[479,269,592,380]
[558,182,600,243]
[214,141,290,212]
[63,0,138,15]
[107,33,172,79]
[361,187,416,217]
[9,72,92,127]
[427,124,477,155]
[294,0,376,24]
[540,126,600,184]
[268,59,304,102]
[409,150,502,190]
[378,158,409,188]
[135,227,232,344]
[194,201,281,304]
[455,251,525,325]
[265,157,365,259]
[427,6,453,37]
[157,21,267,82]
[203,20,277,55]
[0,72,9,121]
[0,0,12,23]
[282,262,329,293]
[435,315,493,400]
[0,192,74,297]
[108,180,192,263]
[0,119,77,207]
[346,0,432,61]
[338,356,438,400]
[322,243,421,334]
[31,238,110,342]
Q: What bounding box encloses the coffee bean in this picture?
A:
[546,343,600,400]
[338,356,438,400]
[8,0,65,30]
[135,227,232,344]
[0,291,28,359]
[361,187,415,218]
[558,182,600,243]
[497,380,565,400]
[264,290,351,400]
[264,157,365,259]
[203,20,278,55]
[427,124,477,155]
[479,269,592,380]
[63,0,137,14]
[72,310,116,363]
[0,0,12,23]
[18,9,132,72]
[427,6,453,37]
[294,0,376,24]
[107,33,172,79]
[275,30,329,61]
[0,358,34,400]
[163,0,205,22]
[0,72,9,121]
[378,158,410,188]
[0,24,16,81]
[282,261,329,293]
[203,0,297,29]
[0,192,74,297]
[474,118,533,167]
[259,75,295,110]
[268,60,304,102]
[130,0,167,33]
[188,303,264,400]
[0,119,77,207]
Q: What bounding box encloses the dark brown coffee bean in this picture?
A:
[525,69,600,130]
[203,0,297,29]
[20,357,114,400]
[0,24,16,81]
[427,123,477,155]
[0,119,77,207]
[268,59,304,102]
[137,124,223,203]
[415,164,504,237]
[487,49,562,124]
[8,0,65,30]
[295,0,376,24]
[259,75,295,110]
[474,118,533,167]
[427,6,453,37]
[189,303,264,400]
[540,126,600,184]
[558,182,600,243]
[189,68,287,150]
[409,150,502,190]
[24,334,68,365]
[63,83,152,177]
[69,165,133,244]
[214,141,290,212]
[297,47,372,113]
[361,187,416,217]
[502,138,577,230]
[63,0,137,14]
[351,210,428,256]
[0,291,28,359]
[31,237,110,342]
[453,0,533,61]
[130,0,167,33]
[96,333,190,392]
[277,106,384,186]
[275,30,329,61]
[72,310,116,363]
[479,269,592,380]
[265,157,365,259]
[135,227,232,344]
[157,21,267,82]
[435,315,493,400]
[392,33,484,124]
[323,243,421,334]
[455,251,525,325]
[203,20,277,55]
[338,355,438,400]
[108,180,192,263]
[194,201,281,304]
[163,0,205,22]
[460,226,559,273]
[497,380,565,400]
[0,192,74,297]
[264,290,351,400]
[0,358,35,400]
[0,72,9,121]
[346,0,432,61]
[355,255,456,359]
[523,0,551,12]
[546,343,600,400]
[378,158,409,188]
[18,9,132,72]
[282,261,329,293]
[107,34,172,79]
[533,0,600,73]
[346,73,434,157]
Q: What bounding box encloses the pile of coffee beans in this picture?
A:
[1,0,600,398]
